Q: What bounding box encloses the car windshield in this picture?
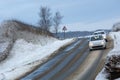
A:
[91,36,103,41]
[94,32,105,35]
[99,32,105,34]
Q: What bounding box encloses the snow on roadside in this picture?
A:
[107,32,120,56]
[96,32,120,80]
[0,38,75,80]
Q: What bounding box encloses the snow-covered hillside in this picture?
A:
[0,20,56,63]
[0,38,74,80]
[0,20,75,80]
[96,32,120,80]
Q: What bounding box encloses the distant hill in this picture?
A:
[53,29,111,39]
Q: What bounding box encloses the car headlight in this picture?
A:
[103,36,106,39]
[89,42,93,46]
[101,41,105,45]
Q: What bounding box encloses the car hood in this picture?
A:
[90,40,105,44]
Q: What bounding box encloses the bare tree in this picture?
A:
[53,11,63,36]
[38,6,52,33]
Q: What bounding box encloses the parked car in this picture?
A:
[89,35,106,51]
[93,30,107,42]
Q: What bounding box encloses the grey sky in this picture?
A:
[0,0,120,31]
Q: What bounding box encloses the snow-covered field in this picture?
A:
[96,32,120,80]
[0,37,74,80]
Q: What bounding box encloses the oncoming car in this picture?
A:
[89,35,106,51]
[93,30,107,42]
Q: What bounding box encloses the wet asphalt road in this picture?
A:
[21,38,113,80]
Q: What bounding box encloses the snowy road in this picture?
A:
[21,38,113,80]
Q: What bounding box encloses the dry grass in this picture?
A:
[5,20,53,36]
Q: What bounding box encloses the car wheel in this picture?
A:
[104,46,107,49]
[105,39,108,42]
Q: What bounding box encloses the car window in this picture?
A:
[91,36,103,41]
[100,32,105,34]
[94,32,105,35]
[94,33,98,35]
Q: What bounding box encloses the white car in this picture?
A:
[89,35,106,51]
[93,30,107,42]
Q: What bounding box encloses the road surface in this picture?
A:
[21,37,113,80]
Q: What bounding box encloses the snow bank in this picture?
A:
[96,32,120,80]
[107,32,120,56]
[0,38,74,80]
[112,22,120,32]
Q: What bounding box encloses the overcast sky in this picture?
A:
[0,0,120,31]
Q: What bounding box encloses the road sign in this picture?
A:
[62,26,67,31]
[62,26,67,39]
